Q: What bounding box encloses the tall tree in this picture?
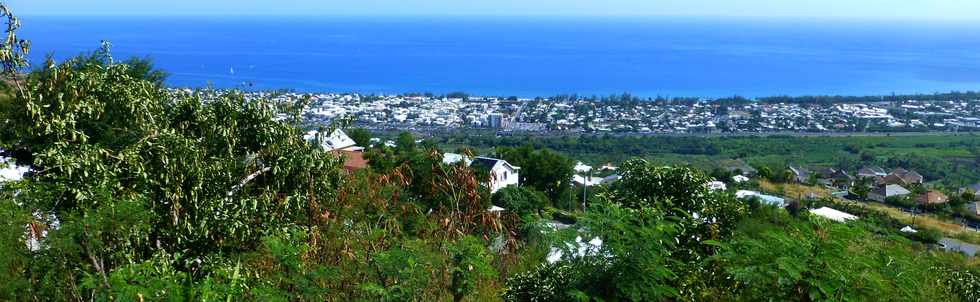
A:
[495,145,574,207]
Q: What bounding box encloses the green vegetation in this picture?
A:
[0,6,978,301]
[433,133,980,187]
[494,145,575,208]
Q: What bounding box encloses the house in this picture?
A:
[303,129,362,152]
[830,170,854,188]
[732,175,750,183]
[960,183,980,200]
[788,165,811,183]
[916,191,949,206]
[868,184,912,202]
[816,169,853,190]
[304,129,369,172]
[813,167,838,178]
[573,174,621,187]
[881,168,924,186]
[573,175,601,187]
[574,162,593,173]
[967,202,980,216]
[337,150,369,173]
[466,156,521,193]
[902,170,924,184]
[722,159,757,176]
[707,181,727,191]
[856,166,887,179]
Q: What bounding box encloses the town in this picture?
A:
[213,90,980,134]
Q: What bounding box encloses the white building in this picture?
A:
[469,157,520,193]
[303,129,362,152]
[574,162,593,173]
[444,154,520,193]
[707,181,727,191]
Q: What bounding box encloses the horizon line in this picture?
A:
[18,13,980,23]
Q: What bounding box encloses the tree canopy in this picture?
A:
[0,5,978,301]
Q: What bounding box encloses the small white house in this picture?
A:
[303,129,362,152]
[471,157,520,193]
[445,154,520,193]
[707,181,727,191]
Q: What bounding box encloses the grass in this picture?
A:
[754,180,980,245]
[431,132,980,187]
[757,180,832,200]
[865,202,980,246]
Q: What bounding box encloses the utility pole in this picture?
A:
[582,168,592,211]
[911,198,918,227]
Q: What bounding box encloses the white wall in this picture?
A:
[489,166,519,193]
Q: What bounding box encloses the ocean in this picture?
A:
[19,16,980,97]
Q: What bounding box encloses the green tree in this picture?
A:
[395,131,417,155]
[0,34,347,298]
[758,166,773,180]
[347,127,372,147]
[850,177,872,200]
[504,201,680,301]
[495,145,574,207]
[492,186,549,217]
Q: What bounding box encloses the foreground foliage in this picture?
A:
[0,6,978,301]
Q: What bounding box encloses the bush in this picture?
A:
[492,186,549,217]
[909,228,942,244]
[885,196,916,209]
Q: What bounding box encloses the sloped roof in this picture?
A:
[304,129,358,152]
[858,166,887,176]
[337,150,369,172]
[917,191,949,205]
[874,184,911,197]
[903,171,923,181]
[469,157,502,173]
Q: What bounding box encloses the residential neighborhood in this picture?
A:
[195,89,980,135]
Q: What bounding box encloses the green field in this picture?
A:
[430,132,980,187]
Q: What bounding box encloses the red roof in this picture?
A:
[336,150,369,172]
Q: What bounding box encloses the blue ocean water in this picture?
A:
[18,16,980,97]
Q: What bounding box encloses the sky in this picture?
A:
[7,0,980,21]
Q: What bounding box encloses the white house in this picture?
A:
[304,129,369,172]
[444,154,520,193]
[303,129,363,152]
[470,157,520,193]
[868,184,912,202]
[707,181,727,191]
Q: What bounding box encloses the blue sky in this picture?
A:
[7,0,979,20]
